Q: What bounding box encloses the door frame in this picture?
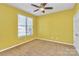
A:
[73,10,79,53]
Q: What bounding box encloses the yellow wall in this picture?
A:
[0,4,36,50]
[37,9,75,44]
[75,4,79,12]
[0,4,77,50]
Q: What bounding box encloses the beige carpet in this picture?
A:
[0,39,79,56]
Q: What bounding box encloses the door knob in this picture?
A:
[75,34,78,36]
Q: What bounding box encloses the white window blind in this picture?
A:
[26,17,33,36]
[18,15,26,37]
[18,14,33,37]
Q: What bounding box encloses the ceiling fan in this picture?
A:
[31,3,53,13]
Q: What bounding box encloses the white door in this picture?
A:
[74,11,79,53]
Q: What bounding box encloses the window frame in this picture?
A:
[17,14,33,38]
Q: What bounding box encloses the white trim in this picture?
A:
[36,38,73,46]
[73,10,79,54]
[73,11,76,48]
[0,38,73,53]
[73,10,79,46]
[0,38,35,52]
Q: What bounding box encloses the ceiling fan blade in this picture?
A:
[41,3,47,7]
[31,4,40,8]
[34,9,39,12]
[45,7,53,9]
[42,10,45,13]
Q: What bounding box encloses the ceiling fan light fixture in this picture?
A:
[31,3,53,13]
[40,8,45,11]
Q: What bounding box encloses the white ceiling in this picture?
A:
[7,3,75,16]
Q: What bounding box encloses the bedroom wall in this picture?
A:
[0,3,77,51]
[75,4,79,11]
[37,9,75,45]
[0,4,37,50]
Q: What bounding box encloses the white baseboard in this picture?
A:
[0,38,35,53]
[36,38,73,46]
[0,38,73,53]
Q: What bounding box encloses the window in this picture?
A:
[18,14,33,37]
